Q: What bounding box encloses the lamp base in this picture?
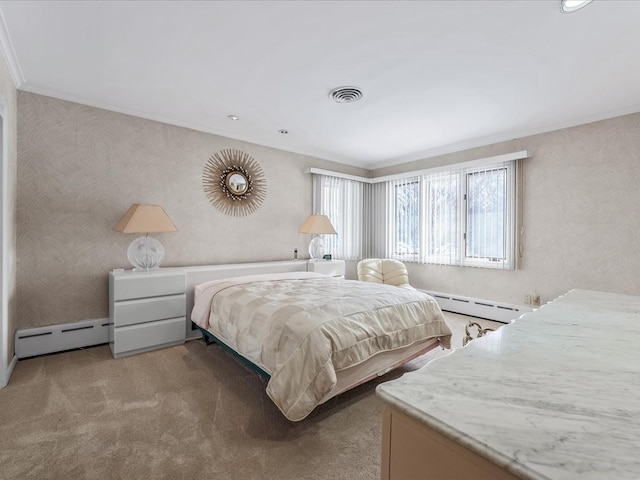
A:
[127,235,165,271]
[308,236,325,261]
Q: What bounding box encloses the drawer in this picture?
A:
[113,273,185,301]
[112,316,185,355]
[308,260,345,276]
[113,294,186,327]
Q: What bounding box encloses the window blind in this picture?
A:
[386,160,516,269]
[312,175,364,260]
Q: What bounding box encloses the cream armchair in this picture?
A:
[357,258,415,290]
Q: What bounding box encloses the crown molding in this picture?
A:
[0,6,24,88]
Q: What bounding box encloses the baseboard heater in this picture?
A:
[421,290,533,324]
[12,291,526,358]
[15,318,110,359]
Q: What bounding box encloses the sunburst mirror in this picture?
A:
[202,149,267,216]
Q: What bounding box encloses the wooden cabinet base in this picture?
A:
[381,406,522,480]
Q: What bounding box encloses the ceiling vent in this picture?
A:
[329,86,363,103]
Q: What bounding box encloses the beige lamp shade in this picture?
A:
[298,214,337,235]
[114,204,178,234]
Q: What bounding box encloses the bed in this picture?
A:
[191,270,452,421]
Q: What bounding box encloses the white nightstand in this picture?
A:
[109,269,186,358]
[307,259,346,277]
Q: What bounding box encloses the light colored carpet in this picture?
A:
[0,313,503,480]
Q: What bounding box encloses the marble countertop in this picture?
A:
[377,289,640,480]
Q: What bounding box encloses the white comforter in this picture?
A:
[192,272,451,421]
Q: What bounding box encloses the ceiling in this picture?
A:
[1,1,639,170]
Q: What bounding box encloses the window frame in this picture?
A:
[388,160,517,270]
[460,163,516,269]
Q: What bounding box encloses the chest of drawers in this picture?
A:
[109,269,186,358]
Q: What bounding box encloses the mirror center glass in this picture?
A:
[226,172,248,195]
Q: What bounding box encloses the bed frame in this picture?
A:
[196,324,272,379]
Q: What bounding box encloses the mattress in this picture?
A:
[192,271,452,421]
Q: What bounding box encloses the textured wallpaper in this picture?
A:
[16,92,367,328]
[16,91,640,329]
[374,113,640,306]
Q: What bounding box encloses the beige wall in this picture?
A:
[0,52,17,380]
[372,113,640,306]
[16,91,640,329]
[17,92,367,329]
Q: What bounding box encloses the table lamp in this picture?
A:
[298,214,337,260]
[114,203,178,271]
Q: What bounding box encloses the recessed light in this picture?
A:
[278,129,289,134]
[227,114,240,121]
[560,0,593,13]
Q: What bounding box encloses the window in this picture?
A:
[392,179,420,259]
[310,154,518,269]
[465,167,510,266]
[389,160,516,269]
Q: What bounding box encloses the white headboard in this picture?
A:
[182,260,308,338]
